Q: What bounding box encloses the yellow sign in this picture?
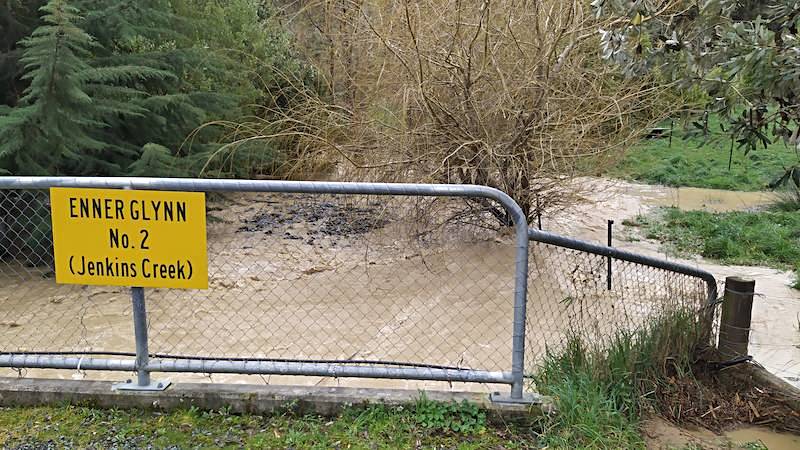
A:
[50,187,208,289]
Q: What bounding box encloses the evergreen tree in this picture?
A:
[0,0,169,175]
[0,0,105,174]
[0,0,313,177]
[74,0,242,174]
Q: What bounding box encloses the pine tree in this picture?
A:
[0,0,105,174]
[0,1,45,107]
[1,0,313,177]
[74,0,241,174]
[0,0,170,175]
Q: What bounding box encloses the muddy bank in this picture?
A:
[642,360,800,448]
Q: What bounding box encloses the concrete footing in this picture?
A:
[0,377,551,418]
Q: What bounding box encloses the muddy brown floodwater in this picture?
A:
[645,417,800,449]
[0,193,519,393]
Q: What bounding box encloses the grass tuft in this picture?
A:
[533,309,704,449]
[630,207,800,290]
[773,187,800,212]
[634,207,800,266]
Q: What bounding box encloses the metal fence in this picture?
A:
[524,229,718,378]
[0,177,718,403]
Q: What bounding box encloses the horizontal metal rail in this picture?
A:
[0,355,136,372]
[147,359,512,384]
[0,355,511,384]
[528,228,718,303]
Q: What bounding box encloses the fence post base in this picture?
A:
[489,391,541,405]
[112,379,171,392]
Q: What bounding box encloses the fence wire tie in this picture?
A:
[72,356,86,380]
[723,288,760,296]
[712,355,753,371]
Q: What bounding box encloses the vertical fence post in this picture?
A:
[607,220,614,290]
[536,195,542,230]
[669,119,674,148]
[110,187,169,392]
[131,287,151,387]
[718,276,755,359]
[491,208,538,405]
[112,286,169,391]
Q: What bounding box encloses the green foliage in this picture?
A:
[0,0,312,177]
[773,186,800,212]
[0,403,529,449]
[739,441,769,450]
[597,0,800,185]
[0,0,165,175]
[632,207,800,290]
[534,309,703,449]
[413,396,486,434]
[610,115,800,191]
[0,1,44,106]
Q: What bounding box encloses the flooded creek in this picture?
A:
[1,180,798,399]
[645,417,800,449]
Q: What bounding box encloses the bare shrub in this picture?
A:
[218,0,681,222]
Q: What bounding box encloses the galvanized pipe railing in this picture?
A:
[0,177,718,402]
[528,228,718,303]
[0,177,530,401]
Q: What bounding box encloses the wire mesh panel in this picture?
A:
[1,179,719,394]
[145,193,517,373]
[524,241,710,374]
[0,190,134,355]
[1,188,518,381]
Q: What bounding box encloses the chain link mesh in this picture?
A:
[1,188,713,386]
[1,190,518,376]
[0,190,133,354]
[524,241,711,375]
[146,192,516,373]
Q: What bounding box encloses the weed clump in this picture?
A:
[533,310,704,449]
[413,396,487,434]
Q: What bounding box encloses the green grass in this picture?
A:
[629,207,800,289]
[609,118,800,191]
[0,400,534,449]
[533,309,703,450]
[631,208,800,268]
